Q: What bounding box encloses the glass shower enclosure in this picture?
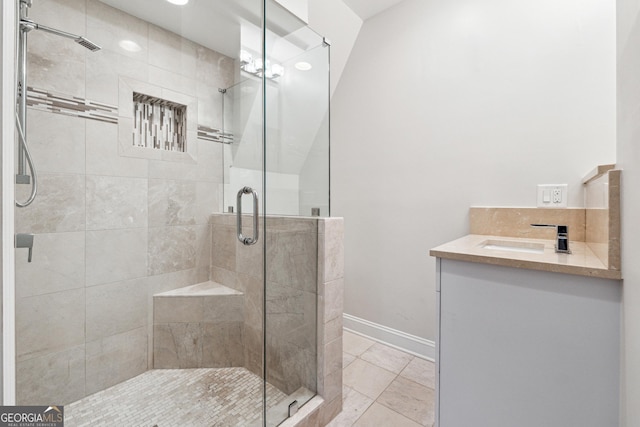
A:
[4,0,330,425]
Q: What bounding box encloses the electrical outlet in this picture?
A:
[537,184,568,208]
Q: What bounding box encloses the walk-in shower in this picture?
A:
[4,0,340,425]
[16,0,100,208]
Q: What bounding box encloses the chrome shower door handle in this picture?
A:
[236,186,259,246]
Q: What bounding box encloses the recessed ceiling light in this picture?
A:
[166,0,189,5]
[295,62,312,71]
[119,40,141,52]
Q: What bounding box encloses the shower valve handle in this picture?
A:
[16,233,34,262]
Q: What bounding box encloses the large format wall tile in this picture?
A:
[86,120,148,178]
[148,24,197,77]
[86,278,148,342]
[196,46,235,91]
[196,182,219,225]
[16,231,85,298]
[148,179,196,226]
[86,228,148,286]
[17,288,85,361]
[267,230,317,292]
[86,175,148,230]
[27,110,86,175]
[202,322,244,367]
[16,174,85,234]
[86,48,148,106]
[85,327,147,395]
[17,345,85,405]
[212,225,236,272]
[86,0,148,61]
[153,323,202,368]
[148,226,196,275]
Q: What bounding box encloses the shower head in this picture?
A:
[75,36,101,52]
[20,19,101,52]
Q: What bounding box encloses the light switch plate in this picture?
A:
[537,184,568,208]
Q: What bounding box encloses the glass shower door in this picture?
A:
[263,1,330,425]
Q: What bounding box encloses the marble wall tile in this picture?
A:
[16,174,85,234]
[16,231,85,298]
[202,321,244,367]
[319,221,345,284]
[27,37,86,98]
[26,0,86,96]
[196,182,220,225]
[267,230,317,292]
[320,368,342,405]
[243,325,263,376]
[240,273,262,328]
[324,279,344,323]
[86,175,148,230]
[86,120,148,178]
[319,395,343,427]
[86,228,148,286]
[17,345,85,406]
[148,226,197,275]
[323,316,343,345]
[203,295,244,323]
[86,278,148,342]
[211,266,238,290]
[148,179,196,226]
[196,46,235,90]
[149,66,197,97]
[85,327,147,395]
[211,225,237,271]
[266,336,317,395]
[266,285,316,350]
[86,48,148,106]
[148,24,197,77]
[195,225,212,272]
[153,323,202,368]
[16,288,85,361]
[323,337,343,378]
[86,0,148,61]
[147,158,198,181]
[154,296,204,323]
[27,110,85,175]
[196,140,224,182]
[198,87,224,130]
[235,237,264,279]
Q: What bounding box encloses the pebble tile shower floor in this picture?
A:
[65,368,286,427]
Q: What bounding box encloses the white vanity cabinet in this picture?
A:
[435,258,621,427]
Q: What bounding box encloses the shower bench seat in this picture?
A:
[152,281,245,368]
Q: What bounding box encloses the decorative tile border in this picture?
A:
[27,86,234,145]
[27,87,118,124]
[197,125,233,144]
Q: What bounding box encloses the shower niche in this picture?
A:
[10,0,339,426]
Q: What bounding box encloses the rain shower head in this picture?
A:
[75,36,101,52]
[20,19,101,52]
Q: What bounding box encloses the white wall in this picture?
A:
[616,0,640,425]
[332,0,616,343]
[308,0,363,96]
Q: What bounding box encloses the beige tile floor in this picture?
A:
[328,331,436,427]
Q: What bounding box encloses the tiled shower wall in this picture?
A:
[211,215,319,395]
[15,0,233,404]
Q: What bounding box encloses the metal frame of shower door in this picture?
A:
[1,0,18,405]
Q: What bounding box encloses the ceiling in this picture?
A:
[341,0,407,21]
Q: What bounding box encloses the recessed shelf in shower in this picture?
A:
[133,92,187,152]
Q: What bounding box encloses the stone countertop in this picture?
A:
[430,234,622,280]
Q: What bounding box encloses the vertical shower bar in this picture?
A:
[16,1,28,184]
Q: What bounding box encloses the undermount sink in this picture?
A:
[480,239,545,254]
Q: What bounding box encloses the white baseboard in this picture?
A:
[343,313,435,361]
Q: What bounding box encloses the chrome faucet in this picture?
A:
[530,224,571,254]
